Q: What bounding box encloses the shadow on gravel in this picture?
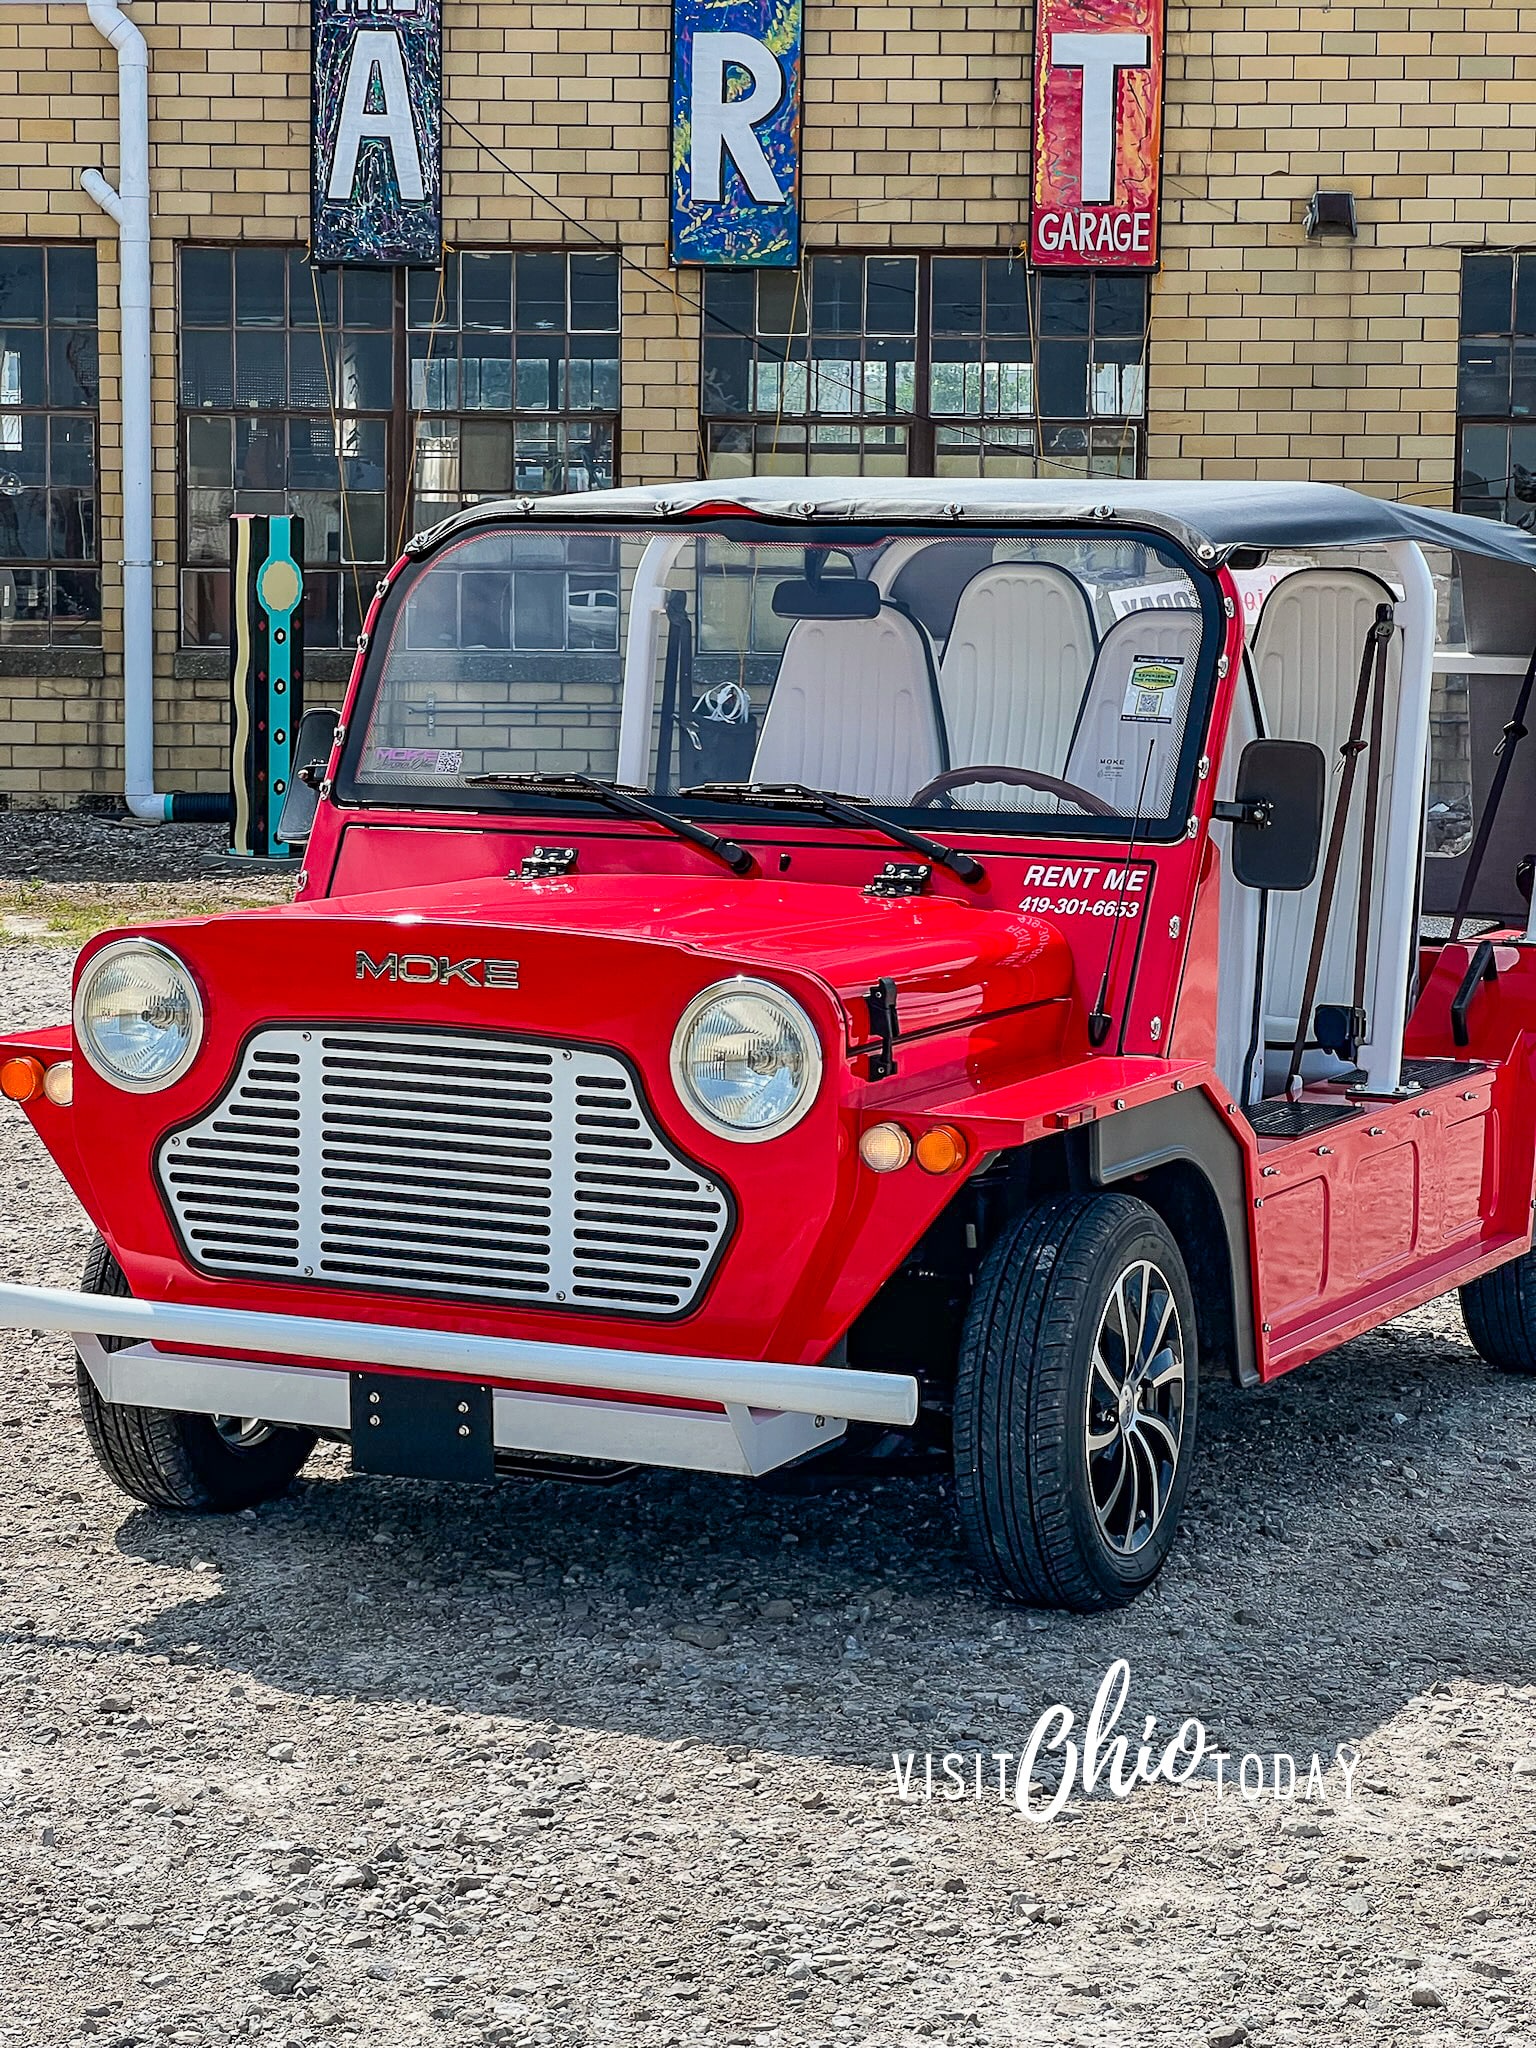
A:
[91,1305,1536,1773]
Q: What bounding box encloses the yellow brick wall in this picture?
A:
[0,0,1525,800]
[1154,3,1536,489]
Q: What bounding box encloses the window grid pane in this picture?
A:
[0,241,100,645]
[178,247,394,649]
[179,247,622,651]
[402,251,620,652]
[1457,254,1536,532]
[702,257,1147,481]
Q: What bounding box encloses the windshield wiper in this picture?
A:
[462,772,754,876]
[679,781,985,886]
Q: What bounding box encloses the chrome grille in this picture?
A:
[156,1027,732,1316]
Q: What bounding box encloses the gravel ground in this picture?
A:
[2,854,1535,2048]
[0,813,236,884]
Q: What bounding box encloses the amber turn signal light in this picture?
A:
[0,1056,44,1103]
[858,1122,912,1173]
[915,1124,968,1174]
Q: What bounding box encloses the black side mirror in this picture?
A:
[1217,738,1327,892]
[275,705,341,848]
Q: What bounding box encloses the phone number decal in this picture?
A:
[1019,895,1145,918]
[1017,862,1151,919]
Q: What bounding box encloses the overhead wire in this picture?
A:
[443,103,1081,471]
[308,262,368,638]
[395,257,449,562]
[440,92,1485,513]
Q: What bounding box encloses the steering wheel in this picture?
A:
[910,764,1119,817]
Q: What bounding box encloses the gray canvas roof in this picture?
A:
[414,476,1536,570]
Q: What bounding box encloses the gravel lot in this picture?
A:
[1,831,1535,2048]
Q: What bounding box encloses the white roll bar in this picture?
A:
[1364,542,1436,1096]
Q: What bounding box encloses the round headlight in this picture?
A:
[74,939,204,1092]
[671,978,822,1142]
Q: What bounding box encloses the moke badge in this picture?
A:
[355,950,519,989]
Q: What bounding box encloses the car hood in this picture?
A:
[131,872,1075,1043]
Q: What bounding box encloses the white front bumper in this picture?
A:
[0,1282,918,1479]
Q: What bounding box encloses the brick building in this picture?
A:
[0,0,1530,803]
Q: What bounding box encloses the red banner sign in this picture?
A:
[1030,0,1164,269]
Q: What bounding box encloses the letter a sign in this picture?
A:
[312,0,442,266]
[672,0,802,267]
[1030,0,1164,269]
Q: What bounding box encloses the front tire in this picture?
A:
[953,1193,1198,1611]
[1460,1249,1536,1375]
[75,1236,317,1511]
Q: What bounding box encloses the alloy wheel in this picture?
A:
[213,1415,275,1450]
[1084,1258,1187,1556]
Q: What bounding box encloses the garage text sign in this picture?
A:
[671,0,803,267]
[312,0,443,266]
[1030,0,1164,269]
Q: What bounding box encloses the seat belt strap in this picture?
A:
[1285,604,1394,1096]
[1448,638,1536,941]
[655,587,691,798]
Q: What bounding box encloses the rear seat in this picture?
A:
[1250,567,1402,1093]
[1062,611,1203,815]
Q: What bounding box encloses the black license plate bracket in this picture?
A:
[350,1372,495,1482]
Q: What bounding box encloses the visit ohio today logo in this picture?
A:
[892,1660,1360,1823]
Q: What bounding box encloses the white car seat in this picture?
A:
[1251,567,1401,1091]
[1062,611,1204,816]
[750,606,945,802]
[937,564,1098,809]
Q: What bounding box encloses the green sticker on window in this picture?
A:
[1121,655,1183,723]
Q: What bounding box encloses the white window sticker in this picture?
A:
[1121,655,1183,723]
[368,745,465,780]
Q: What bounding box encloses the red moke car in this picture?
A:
[6,479,1536,1612]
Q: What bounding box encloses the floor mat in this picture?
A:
[1241,1098,1362,1140]
[1397,1057,1481,1091]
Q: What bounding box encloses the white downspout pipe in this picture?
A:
[81,2,163,819]
[0,2,162,817]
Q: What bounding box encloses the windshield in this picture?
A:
[343,523,1218,836]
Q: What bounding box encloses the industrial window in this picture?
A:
[701,256,1147,480]
[1456,252,1536,527]
[407,251,618,532]
[177,246,620,651]
[0,244,99,646]
[178,249,393,651]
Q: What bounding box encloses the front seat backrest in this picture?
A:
[939,564,1097,808]
[1252,567,1402,1058]
[750,607,944,801]
[1063,611,1203,816]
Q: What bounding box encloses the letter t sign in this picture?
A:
[1049,32,1151,203]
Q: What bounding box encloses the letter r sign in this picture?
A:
[671,0,803,267]
[691,34,787,206]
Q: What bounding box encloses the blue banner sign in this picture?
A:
[311,0,442,266]
[671,0,802,267]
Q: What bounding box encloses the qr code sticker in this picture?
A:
[1121,655,1182,724]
